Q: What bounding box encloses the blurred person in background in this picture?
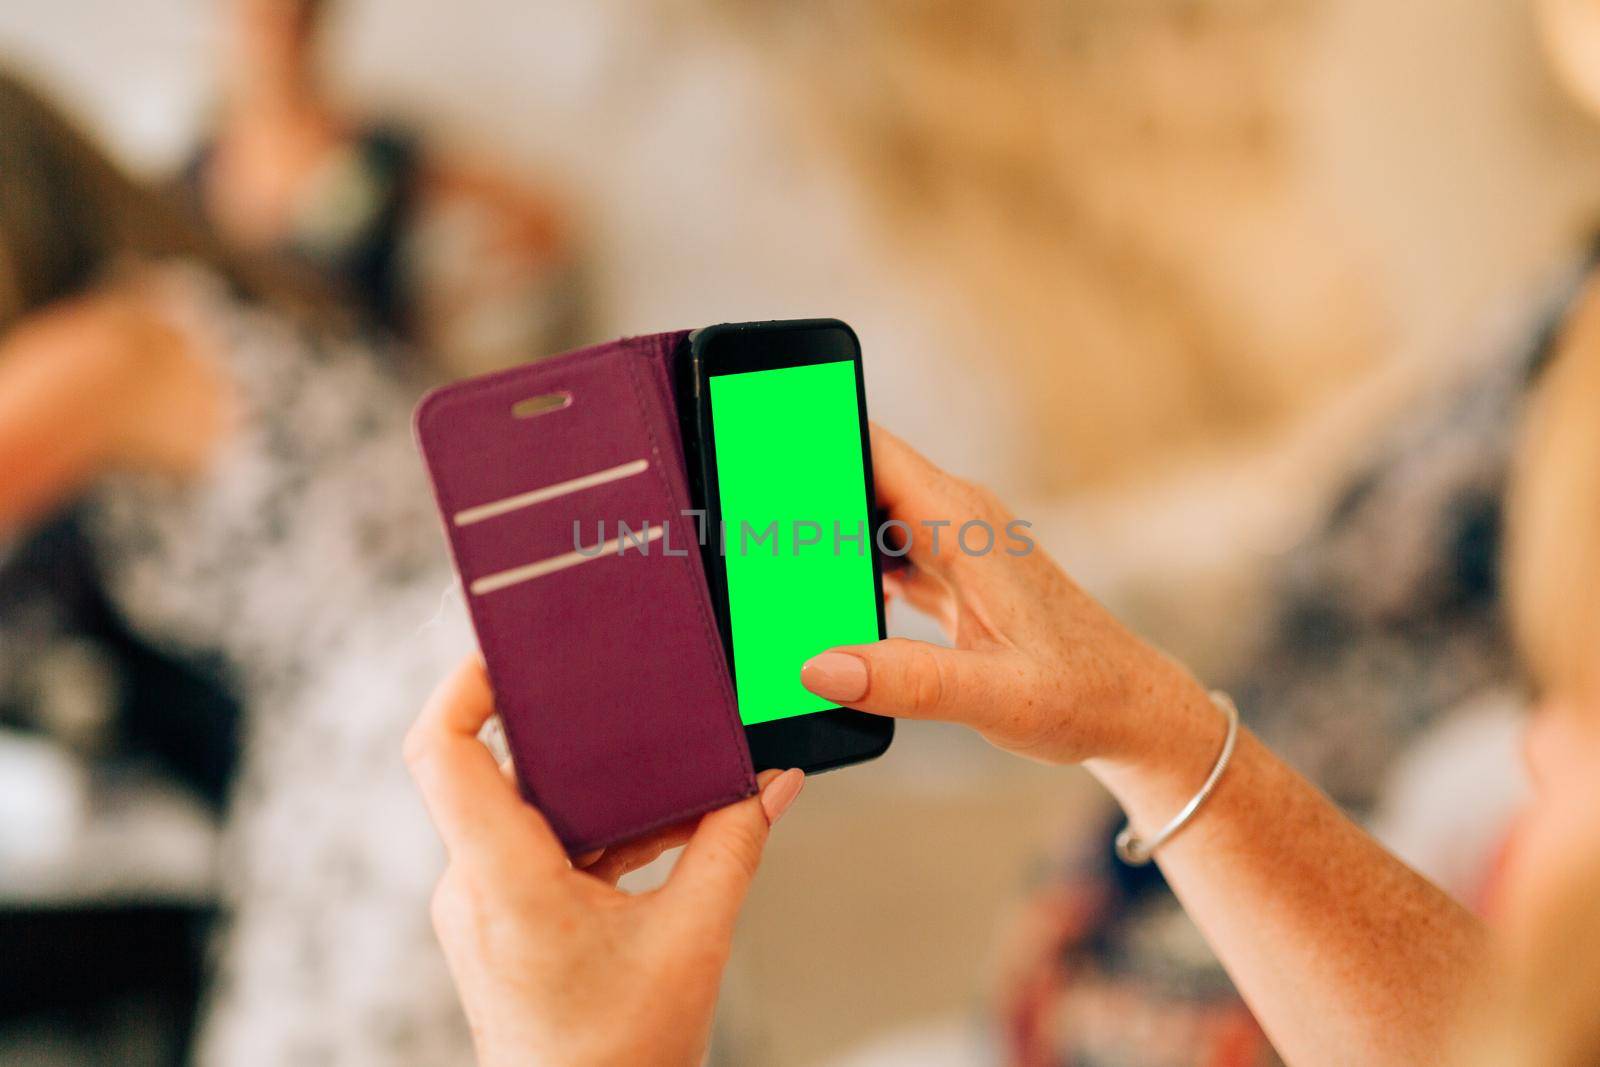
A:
[409,312,1600,1066]
[0,67,269,1065]
[186,0,588,377]
[0,70,482,1064]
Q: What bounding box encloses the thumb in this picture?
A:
[801,638,1030,730]
[663,770,803,934]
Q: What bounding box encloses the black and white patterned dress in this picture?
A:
[86,270,478,1066]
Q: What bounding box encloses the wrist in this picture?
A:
[1083,661,1229,833]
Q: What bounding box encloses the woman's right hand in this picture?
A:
[800,425,1217,772]
[804,428,1491,1067]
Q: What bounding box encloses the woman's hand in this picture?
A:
[801,424,1215,770]
[804,427,1490,1067]
[405,657,803,1067]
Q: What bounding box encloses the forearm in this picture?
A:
[1088,674,1490,1067]
[0,339,122,533]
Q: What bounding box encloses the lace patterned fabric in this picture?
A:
[86,270,477,1066]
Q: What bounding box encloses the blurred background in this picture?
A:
[1,0,1596,1064]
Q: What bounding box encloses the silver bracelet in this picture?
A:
[1115,690,1239,866]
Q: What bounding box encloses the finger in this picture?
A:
[499,753,581,864]
[586,770,787,887]
[887,565,958,632]
[869,424,1004,575]
[800,638,1032,730]
[405,656,567,875]
[582,820,694,886]
[869,423,952,525]
[663,769,803,933]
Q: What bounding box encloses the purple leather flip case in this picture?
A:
[413,331,757,854]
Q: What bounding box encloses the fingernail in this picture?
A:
[800,652,869,702]
[760,768,805,825]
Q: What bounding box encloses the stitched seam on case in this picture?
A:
[425,434,551,823]
[619,340,755,813]
[421,348,661,838]
[418,371,553,820]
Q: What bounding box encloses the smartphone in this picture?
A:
[679,319,893,774]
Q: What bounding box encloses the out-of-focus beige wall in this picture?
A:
[2,0,1595,502]
[728,0,1600,492]
[1305,0,1600,375]
[735,0,1378,492]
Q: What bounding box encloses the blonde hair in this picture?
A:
[1507,281,1600,703]
[1466,283,1600,1067]
[1465,851,1600,1067]
[0,67,329,333]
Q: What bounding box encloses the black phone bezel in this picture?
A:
[681,319,893,775]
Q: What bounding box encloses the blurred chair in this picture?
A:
[0,513,240,1067]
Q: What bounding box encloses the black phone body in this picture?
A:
[679,319,893,774]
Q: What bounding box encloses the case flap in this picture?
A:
[414,331,756,853]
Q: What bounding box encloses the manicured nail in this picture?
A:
[760,768,805,825]
[800,652,869,702]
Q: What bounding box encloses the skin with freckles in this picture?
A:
[799,427,1490,1067]
[803,425,1211,771]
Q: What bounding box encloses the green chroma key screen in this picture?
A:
[708,359,881,725]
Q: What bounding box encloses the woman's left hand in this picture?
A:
[405,656,803,1067]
